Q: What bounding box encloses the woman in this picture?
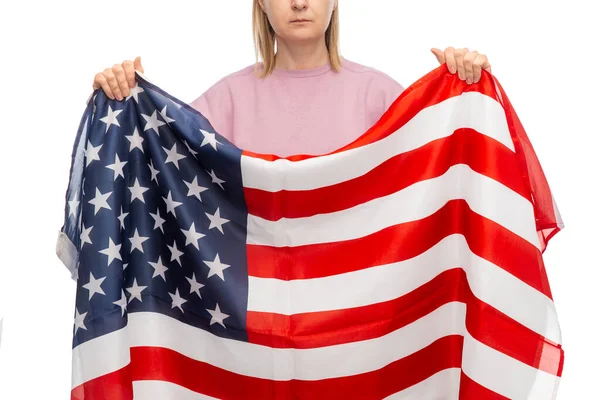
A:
[92,0,492,156]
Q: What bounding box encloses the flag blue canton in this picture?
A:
[59,73,250,348]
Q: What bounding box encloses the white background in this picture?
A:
[0,0,597,398]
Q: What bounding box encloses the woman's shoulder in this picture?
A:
[340,57,405,113]
[189,64,256,111]
[340,57,402,85]
[203,63,260,93]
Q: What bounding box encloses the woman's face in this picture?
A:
[259,0,337,42]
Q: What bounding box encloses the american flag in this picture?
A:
[56,66,564,399]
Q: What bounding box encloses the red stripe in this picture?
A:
[459,371,509,400]
[128,336,462,399]
[247,268,466,349]
[242,65,498,161]
[248,199,552,299]
[247,268,563,376]
[245,128,528,221]
[70,364,133,400]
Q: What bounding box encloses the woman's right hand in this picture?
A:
[92,56,144,101]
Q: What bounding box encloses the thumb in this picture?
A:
[134,56,144,73]
[430,48,445,65]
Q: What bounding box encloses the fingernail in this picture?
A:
[467,78,472,84]
[117,95,123,101]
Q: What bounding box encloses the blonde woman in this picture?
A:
[92,0,492,156]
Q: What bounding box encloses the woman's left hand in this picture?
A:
[431,47,492,84]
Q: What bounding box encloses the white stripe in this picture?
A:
[384,368,461,400]
[248,234,561,345]
[74,304,463,384]
[133,380,218,400]
[463,330,561,399]
[247,164,540,249]
[241,91,513,192]
[71,326,130,388]
[73,309,560,397]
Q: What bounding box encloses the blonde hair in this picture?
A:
[252,0,342,78]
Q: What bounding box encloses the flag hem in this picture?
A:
[56,230,78,280]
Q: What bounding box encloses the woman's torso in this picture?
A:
[189,57,405,157]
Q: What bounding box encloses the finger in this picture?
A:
[444,47,457,74]
[92,72,103,90]
[455,48,467,81]
[463,51,477,84]
[430,48,445,65]
[112,64,129,99]
[472,54,488,83]
[480,54,492,74]
[95,73,115,99]
[104,68,122,100]
[134,56,144,73]
[122,60,136,89]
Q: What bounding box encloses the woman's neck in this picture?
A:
[274,37,330,70]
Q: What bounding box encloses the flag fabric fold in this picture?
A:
[56,65,564,400]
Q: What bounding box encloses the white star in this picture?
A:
[68,195,79,217]
[99,105,123,133]
[169,288,187,313]
[150,208,166,233]
[149,256,168,281]
[129,178,149,203]
[105,154,127,181]
[207,303,229,328]
[85,140,102,167]
[80,223,93,247]
[117,206,129,230]
[206,208,229,234]
[82,271,106,300]
[184,176,209,202]
[148,159,160,184]
[184,140,198,157]
[167,240,184,266]
[187,273,204,298]
[162,143,186,170]
[113,290,127,316]
[74,308,87,334]
[203,254,230,281]
[126,278,147,303]
[207,169,225,190]
[88,188,112,215]
[123,263,128,271]
[125,83,144,103]
[200,128,221,150]
[159,105,176,124]
[162,191,183,217]
[126,127,145,153]
[98,237,122,267]
[129,228,149,253]
[142,110,166,135]
[181,222,205,250]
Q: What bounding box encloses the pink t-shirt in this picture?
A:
[189,57,404,157]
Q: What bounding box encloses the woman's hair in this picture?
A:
[252,0,342,78]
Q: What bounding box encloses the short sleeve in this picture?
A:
[365,74,405,126]
[189,80,234,143]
